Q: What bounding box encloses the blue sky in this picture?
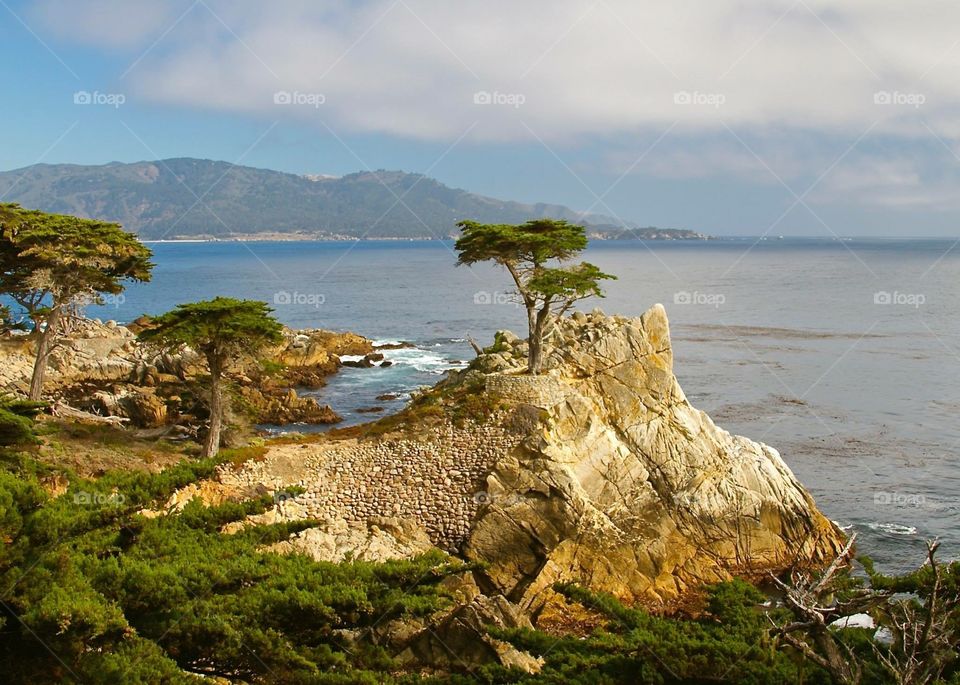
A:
[3,0,960,237]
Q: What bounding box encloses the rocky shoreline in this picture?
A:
[7,305,847,672]
[144,304,845,669]
[0,318,377,437]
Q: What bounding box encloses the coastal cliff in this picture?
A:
[7,305,850,675]
[463,305,845,618]
[199,304,844,621]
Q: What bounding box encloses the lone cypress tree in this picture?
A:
[138,298,283,457]
[455,219,615,373]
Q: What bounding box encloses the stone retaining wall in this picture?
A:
[221,416,523,551]
[484,374,571,408]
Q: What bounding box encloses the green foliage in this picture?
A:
[0,452,464,683]
[139,298,283,357]
[455,219,589,268]
[139,298,284,456]
[260,358,288,376]
[0,202,153,318]
[0,395,45,446]
[139,297,283,376]
[526,262,615,303]
[0,302,26,331]
[479,580,825,684]
[455,219,615,373]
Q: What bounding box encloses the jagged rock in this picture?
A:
[119,390,168,428]
[395,591,542,674]
[88,387,167,428]
[272,329,372,387]
[463,304,846,616]
[239,386,341,425]
[267,516,435,563]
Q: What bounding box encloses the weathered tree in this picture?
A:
[138,298,283,458]
[866,539,960,685]
[772,534,960,685]
[0,204,153,400]
[455,219,615,373]
[770,534,874,684]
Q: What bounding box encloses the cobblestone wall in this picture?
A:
[221,416,524,551]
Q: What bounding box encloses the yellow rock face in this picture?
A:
[464,304,846,616]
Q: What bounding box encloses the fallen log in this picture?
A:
[50,401,130,426]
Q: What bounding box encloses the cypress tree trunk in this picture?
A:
[203,358,223,458]
[525,304,540,374]
[28,304,62,401]
[528,305,552,375]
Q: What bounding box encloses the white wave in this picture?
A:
[384,347,465,373]
[338,354,367,363]
[867,522,918,536]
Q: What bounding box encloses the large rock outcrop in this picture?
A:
[463,304,845,617]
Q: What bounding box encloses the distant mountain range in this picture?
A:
[0,158,708,241]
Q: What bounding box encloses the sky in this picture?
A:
[2,0,960,237]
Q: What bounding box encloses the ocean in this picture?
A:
[87,238,960,573]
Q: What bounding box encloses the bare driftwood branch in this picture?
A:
[51,401,129,426]
[466,335,483,357]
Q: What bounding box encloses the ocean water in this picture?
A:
[87,238,960,573]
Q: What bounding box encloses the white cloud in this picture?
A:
[26,0,960,141]
[25,0,960,211]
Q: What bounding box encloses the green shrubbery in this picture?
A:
[0,448,465,683]
[0,395,44,447]
[0,401,957,683]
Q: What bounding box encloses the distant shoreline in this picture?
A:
[143,233,713,244]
